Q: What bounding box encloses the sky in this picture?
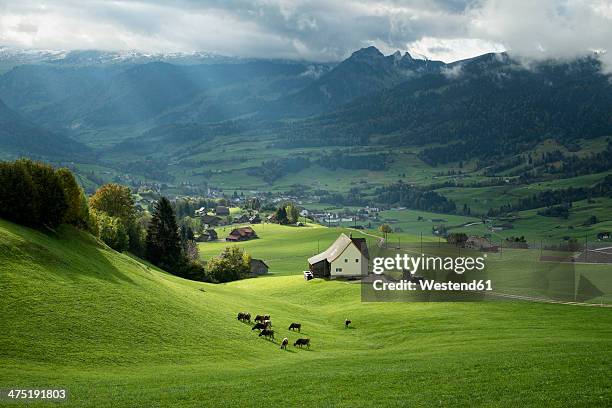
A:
[0,0,611,66]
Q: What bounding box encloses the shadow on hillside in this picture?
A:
[20,226,137,285]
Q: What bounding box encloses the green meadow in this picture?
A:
[2,218,612,407]
[198,223,383,274]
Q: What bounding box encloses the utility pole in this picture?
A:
[585,233,588,262]
[420,232,423,254]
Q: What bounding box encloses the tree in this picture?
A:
[56,168,85,226]
[379,224,392,244]
[276,206,289,225]
[94,211,129,252]
[206,246,251,283]
[447,232,468,247]
[29,160,69,229]
[146,197,182,271]
[0,160,35,226]
[249,197,261,211]
[89,183,146,253]
[286,203,299,224]
[89,184,135,224]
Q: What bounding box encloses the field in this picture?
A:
[1,219,612,407]
[374,197,612,243]
[198,223,386,274]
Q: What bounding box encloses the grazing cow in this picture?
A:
[280,337,289,350]
[288,323,301,332]
[263,319,272,327]
[259,329,275,340]
[254,315,265,323]
[345,319,352,328]
[237,312,251,323]
[251,322,269,331]
[293,338,310,348]
[263,314,270,321]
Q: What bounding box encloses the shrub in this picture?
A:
[206,246,251,283]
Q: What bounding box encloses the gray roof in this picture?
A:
[308,233,354,265]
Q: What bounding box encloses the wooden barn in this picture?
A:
[226,227,258,242]
[250,259,269,276]
[307,233,369,279]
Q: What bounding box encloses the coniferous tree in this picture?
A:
[146,197,182,270]
[276,206,289,225]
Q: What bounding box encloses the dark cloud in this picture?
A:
[0,0,610,67]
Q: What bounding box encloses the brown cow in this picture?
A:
[280,337,289,350]
[293,338,310,348]
[288,323,301,332]
[251,322,270,331]
[259,329,275,340]
[254,315,265,323]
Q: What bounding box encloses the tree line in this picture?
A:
[0,159,253,284]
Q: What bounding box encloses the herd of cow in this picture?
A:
[237,312,353,350]
[237,312,310,349]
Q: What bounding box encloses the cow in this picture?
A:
[251,322,270,331]
[345,319,352,328]
[259,329,275,340]
[288,322,301,332]
[254,315,265,323]
[293,338,310,348]
[280,337,289,350]
[263,314,270,321]
[263,319,272,327]
[237,312,251,323]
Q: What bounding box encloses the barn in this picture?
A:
[226,227,258,242]
[307,233,369,279]
[250,259,269,276]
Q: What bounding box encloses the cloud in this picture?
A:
[0,0,610,69]
[468,0,612,72]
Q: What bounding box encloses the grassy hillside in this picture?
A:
[1,219,611,407]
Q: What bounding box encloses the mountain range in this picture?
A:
[0,45,611,175]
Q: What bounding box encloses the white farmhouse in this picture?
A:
[307,233,369,279]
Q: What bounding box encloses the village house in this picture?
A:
[196,229,218,242]
[249,214,261,224]
[194,207,207,217]
[307,233,369,279]
[233,213,250,224]
[226,226,258,242]
[200,214,222,228]
[465,236,499,252]
[215,206,230,216]
[249,259,269,276]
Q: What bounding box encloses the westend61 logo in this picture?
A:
[369,253,492,293]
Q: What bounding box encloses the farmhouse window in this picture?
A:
[344,259,348,262]
[355,259,359,263]
[336,268,343,272]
